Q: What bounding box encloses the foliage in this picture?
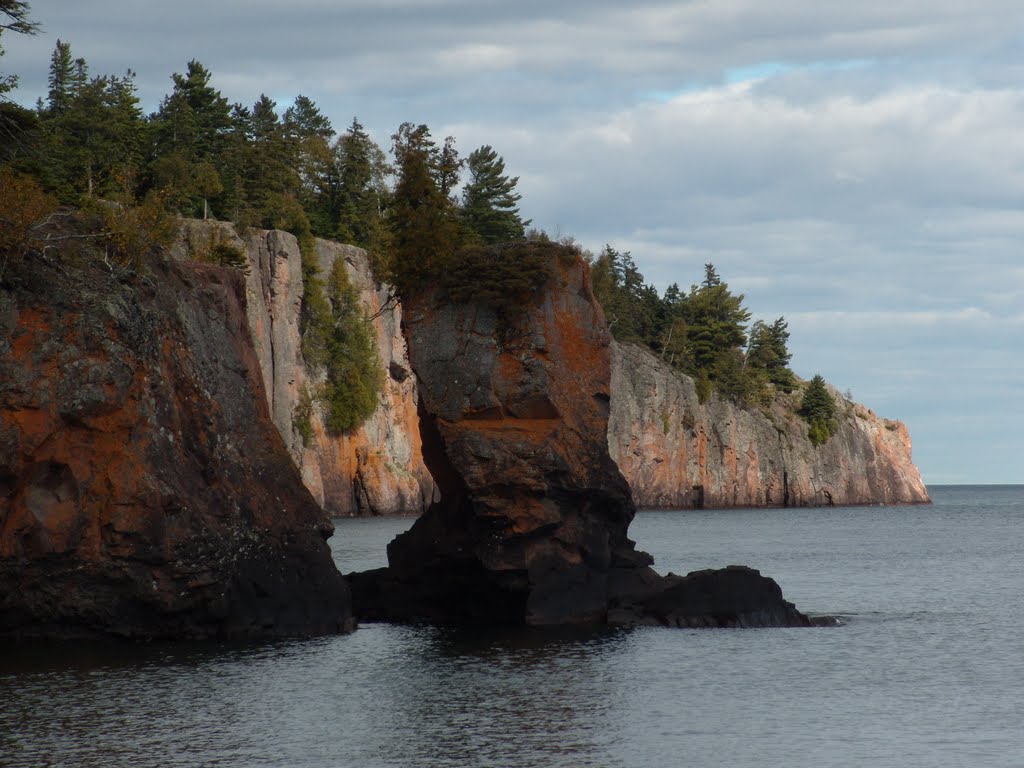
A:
[441,240,577,324]
[0,167,56,280]
[589,245,663,345]
[1,1,38,95]
[386,122,459,296]
[98,191,178,272]
[800,374,838,446]
[294,385,315,446]
[333,117,391,262]
[695,368,712,405]
[460,144,528,244]
[189,228,249,274]
[747,317,796,392]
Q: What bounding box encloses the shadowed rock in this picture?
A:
[349,246,812,628]
[1,243,351,640]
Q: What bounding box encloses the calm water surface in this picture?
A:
[2,486,1022,767]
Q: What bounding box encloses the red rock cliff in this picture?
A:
[0,245,351,639]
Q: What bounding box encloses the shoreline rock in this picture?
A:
[349,248,812,628]
[1,246,351,640]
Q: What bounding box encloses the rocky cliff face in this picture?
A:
[174,222,433,517]
[608,342,929,508]
[0,244,351,639]
[350,250,812,628]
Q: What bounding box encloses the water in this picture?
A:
[3,486,1023,767]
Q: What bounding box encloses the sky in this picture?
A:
[5,1,1023,484]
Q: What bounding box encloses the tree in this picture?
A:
[0,1,38,154]
[747,317,796,391]
[800,374,838,446]
[684,263,751,373]
[1,1,37,95]
[45,39,74,116]
[283,94,335,233]
[333,117,390,252]
[461,144,528,244]
[387,122,459,295]
[46,69,145,200]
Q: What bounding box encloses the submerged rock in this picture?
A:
[349,247,810,628]
[0,247,351,640]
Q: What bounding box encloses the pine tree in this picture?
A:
[45,39,74,116]
[387,122,459,295]
[1,1,37,96]
[800,374,838,446]
[747,317,796,391]
[333,117,390,252]
[283,94,335,234]
[685,263,751,372]
[461,145,528,244]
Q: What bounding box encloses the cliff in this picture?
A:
[350,247,812,628]
[175,223,926,516]
[0,234,351,639]
[174,221,434,517]
[609,341,929,508]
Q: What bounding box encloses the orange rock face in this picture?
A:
[0,250,350,639]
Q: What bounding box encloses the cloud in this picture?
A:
[5,1,1023,482]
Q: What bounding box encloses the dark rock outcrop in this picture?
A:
[350,250,810,628]
[0,247,351,639]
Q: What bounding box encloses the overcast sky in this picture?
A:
[6,1,1023,484]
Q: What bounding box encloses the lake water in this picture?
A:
[2,485,1022,767]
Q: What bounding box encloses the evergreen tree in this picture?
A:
[333,117,390,254]
[684,263,751,373]
[747,317,796,391]
[149,60,231,214]
[283,94,335,234]
[0,1,38,155]
[387,122,459,295]
[45,39,74,116]
[0,1,37,96]
[800,374,838,446]
[461,144,528,244]
[436,135,462,202]
[46,69,144,199]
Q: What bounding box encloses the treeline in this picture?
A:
[1,11,838,444]
[590,248,839,442]
[1,45,529,279]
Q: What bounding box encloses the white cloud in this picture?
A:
[5,0,1024,482]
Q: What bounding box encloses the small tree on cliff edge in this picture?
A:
[800,374,838,446]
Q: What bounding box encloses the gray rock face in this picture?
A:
[608,341,930,508]
[174,221,434,517]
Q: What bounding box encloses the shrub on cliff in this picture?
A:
[440,239,579,323]
[800,374,838,446]
[0,168,56,281]
[300,254,383,436]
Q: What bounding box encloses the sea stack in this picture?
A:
[350,244,810,628]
